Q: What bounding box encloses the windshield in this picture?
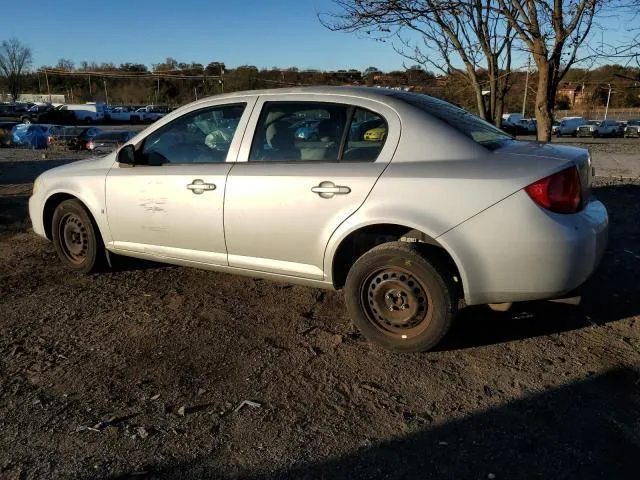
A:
[393,92,512,150]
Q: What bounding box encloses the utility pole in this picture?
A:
[103,78,109,106]
[155,76,160,105]
[522,55,531,117]
[88,75,92,98]
[45,70,51,103]
[194,87,198,101]
[604,83,612,120]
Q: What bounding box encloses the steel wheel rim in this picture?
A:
[360,266,433,339]
[58,213,89,265]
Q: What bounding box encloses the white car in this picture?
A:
[28,87,608,352]
[107,107,144,124]
[60,103,105,124]
[136,105,170,123]
[556,117,586,136]
[576,119,619,138]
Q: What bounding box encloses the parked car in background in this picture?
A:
[49,126,102,150]
[28,86,608,353]
[59,103,105,123]
[350,117,385,141]
[576,120,600,137]
[503,118,536,135]
[576,119,618,138]
[501,112,524,127]
[0,104,31,123]
[11,124,62,149]
[21,104,77,125]
[0,121,17,147]
[556,117,586,136]
[551,121,560,135]
[136,105,171,123]
[87,130,136,154]
[105,106,145,124]
[624,119,640,138]
[615,121,627,138]
[364,126,387,141]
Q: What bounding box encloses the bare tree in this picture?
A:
[495,0,637,140]
[0,38,33,102]
[321,1,518,127]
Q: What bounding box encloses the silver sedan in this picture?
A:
[29,87,608,352]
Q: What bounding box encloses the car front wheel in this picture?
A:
[344,242,457,353]
[52,199,104,273]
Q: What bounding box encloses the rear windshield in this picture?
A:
[393,92,512,150]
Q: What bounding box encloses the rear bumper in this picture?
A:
[439,190,608,306]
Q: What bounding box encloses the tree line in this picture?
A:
[322,0,640,140]
[1,0,639,142]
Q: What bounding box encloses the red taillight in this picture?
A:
[87,141,94,150]
[525,167,582,214]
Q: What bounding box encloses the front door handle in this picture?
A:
[187,179,216,194]
[311,181,351,199]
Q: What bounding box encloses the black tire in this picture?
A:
[21,117,31,125]
[51,199,105,273]
[344,242,457,353]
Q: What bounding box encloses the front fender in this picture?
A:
[43,184,111,244]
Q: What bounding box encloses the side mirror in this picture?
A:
[117,144,136,165]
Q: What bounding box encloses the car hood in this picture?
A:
[40,153,116,179]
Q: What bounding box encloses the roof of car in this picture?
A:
[185,86,415,108]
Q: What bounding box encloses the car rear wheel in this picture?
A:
[21,117,31,125]
[52,199,104,273]
[344,242,456,353]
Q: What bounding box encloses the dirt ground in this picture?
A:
[0,154,639,478]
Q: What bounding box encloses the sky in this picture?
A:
[1,0,634,73]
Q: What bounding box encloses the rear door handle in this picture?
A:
[311,181,351,198]
[187,179,216,194]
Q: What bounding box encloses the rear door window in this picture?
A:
[249,102,349,162]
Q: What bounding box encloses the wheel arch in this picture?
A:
[43,192,107,244]
[327,222,466,301]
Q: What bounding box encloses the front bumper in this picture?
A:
[28,192,47,239]
[624,129,640,137]
[576,130,594,137]
[439,190,609,306]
